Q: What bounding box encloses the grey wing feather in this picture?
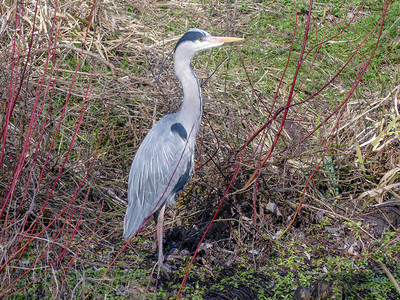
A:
[123,114,194,239]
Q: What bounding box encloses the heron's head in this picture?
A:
[174,28,243,58]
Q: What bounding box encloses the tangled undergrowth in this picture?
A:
[0,0,399,298]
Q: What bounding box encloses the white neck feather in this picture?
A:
[174,48,202,134]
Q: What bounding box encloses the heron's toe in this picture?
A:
[159,261,176,274]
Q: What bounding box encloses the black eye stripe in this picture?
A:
[174,30,208,49]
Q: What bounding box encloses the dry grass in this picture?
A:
[0,0,399,298]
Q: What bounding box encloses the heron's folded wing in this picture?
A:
[123,116,194,239]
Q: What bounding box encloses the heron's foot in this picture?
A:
[156,253,176,275]
[158,260,175,273]
[148,260,172,280]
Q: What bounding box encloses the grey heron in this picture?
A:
[123,28,243,271]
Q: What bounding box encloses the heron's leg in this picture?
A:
[156,204,166,264]
[154,204,173,273]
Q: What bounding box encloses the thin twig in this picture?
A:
[378,261,400,296]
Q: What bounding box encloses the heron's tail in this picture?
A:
[123,202,145,239]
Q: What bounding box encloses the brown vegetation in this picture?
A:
[0,0,399,298]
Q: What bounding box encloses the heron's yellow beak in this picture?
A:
[208,36,244,43]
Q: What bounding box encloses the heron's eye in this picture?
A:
[198,37,203,42]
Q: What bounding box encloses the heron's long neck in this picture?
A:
[174,54,202,133]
